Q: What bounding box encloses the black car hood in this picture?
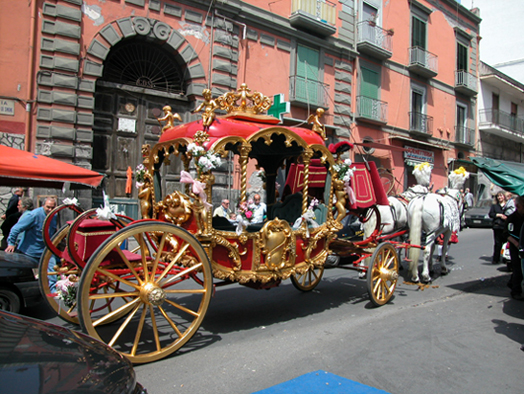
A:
[0,311,138,394]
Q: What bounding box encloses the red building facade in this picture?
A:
[0,0,481,210]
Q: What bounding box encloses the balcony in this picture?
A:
[290,0,337,37]
[409,112,433,136]
[479,108,524,142]
[289,75,330,108]
[455,70,478,96]
[408,47,438,78]
[357,21,393,60]
[355,96,388,124]
[455,125,475,147]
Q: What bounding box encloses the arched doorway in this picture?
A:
[92,37,190,215]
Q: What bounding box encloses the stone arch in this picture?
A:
[84,16,206,96]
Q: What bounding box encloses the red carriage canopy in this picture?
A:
[0,145,104,188]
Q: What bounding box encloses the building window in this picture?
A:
[410,83,430,134]
[457,42,468,71]
[411,16,426,49]
[290,44,328,107]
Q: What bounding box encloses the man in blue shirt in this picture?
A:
[5,197,57,261]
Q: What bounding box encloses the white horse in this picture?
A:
[363,196,409,241]
[407,188,465,283]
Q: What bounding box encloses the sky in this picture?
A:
[464,0,524,82]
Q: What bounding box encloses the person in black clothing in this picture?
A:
[489,192,512,264]
[1,187,25,221]
[504,195,524,300]
[0,187,26,250]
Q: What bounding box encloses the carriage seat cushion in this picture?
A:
[212,216,236,232]
[74,219,118,261]
[268,192,303,224]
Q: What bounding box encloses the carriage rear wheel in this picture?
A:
[77,222,213,364]
[291,264,325,292]
[367,242,399,307]
[39,224,81,324]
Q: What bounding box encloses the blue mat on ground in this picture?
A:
[253,370,390,394]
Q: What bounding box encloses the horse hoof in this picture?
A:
[421,276,432,284]
[441,267,450,276]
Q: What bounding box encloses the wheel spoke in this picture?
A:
[156,243,190,283]
[89,291,139,299]
[95,267,141,290]
[164,298,199,318]
[138,234,151,280]
[115,247,143,285]
[164,289,206,294]
[108,302,142,347]
[158,305,183,338]
[149,232,168,282]
[149,305,161,352]
[160,262,202,287]
[93,297,141,327]
[131,305,148,356]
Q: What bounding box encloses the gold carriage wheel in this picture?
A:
[367,242,399,307]
[39,224,80,324]
[39,225,130,325]
[291,264,325,292]
[77,221,213,364]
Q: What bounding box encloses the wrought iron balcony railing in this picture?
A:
[289,75,329,108]
[455,70,478,95]
[479,108,524,135]
[409,111,433,135]
[357,21,392,58]
[356,96,388,124]
[455,125,475,146]
[291,0,336,25]
[408,47,438,77]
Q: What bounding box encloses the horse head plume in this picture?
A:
[413,162,432,186]
[449,166,469,190]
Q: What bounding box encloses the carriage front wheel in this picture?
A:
[367,242,399,307]
[291,264,325,292]
[77,221,213,364]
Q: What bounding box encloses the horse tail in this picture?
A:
[408,196,424,278]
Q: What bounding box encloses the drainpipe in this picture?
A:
[25,0,39,152]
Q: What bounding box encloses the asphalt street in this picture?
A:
[26,227,524,393]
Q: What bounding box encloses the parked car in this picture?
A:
[501,242,512,272]
[0,251,41,313]
[465,200,493,228]
[0,310,147,394]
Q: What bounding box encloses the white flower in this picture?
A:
[188,143,204,156]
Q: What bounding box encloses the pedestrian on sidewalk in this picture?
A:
[489,192,512,264]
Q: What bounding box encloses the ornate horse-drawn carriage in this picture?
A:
[39,85,399,364]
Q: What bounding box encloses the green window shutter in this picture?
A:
[411,16,426,49]
[457,43,468,71]
[360,67,379,118]
[361,67,379,99]
[296,45,320,105]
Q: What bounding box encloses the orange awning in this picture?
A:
[0,145,104,188]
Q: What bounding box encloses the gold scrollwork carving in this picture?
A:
[211,235,242,271]
[158,191,193,226]
[257,219,295,271]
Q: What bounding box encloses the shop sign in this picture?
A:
[0,99,15,116]
[403,145,434,164]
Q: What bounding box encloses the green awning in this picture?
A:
[470,156,524,195]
